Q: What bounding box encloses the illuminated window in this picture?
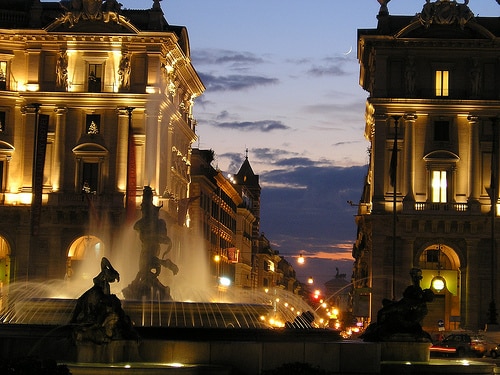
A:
[431,170,447,203]
[88,64,102,93]
[73,143,108,195]
[0,61,6,90]
[85,114,100,135]
[435,70,449,97]
[82,162,99,194]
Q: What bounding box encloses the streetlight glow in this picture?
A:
[297,253,305,264]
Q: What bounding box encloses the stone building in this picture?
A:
[189,148,255,289]
[0,0,204,287]
[352,0,500,332]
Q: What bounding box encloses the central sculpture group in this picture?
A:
[122,186,179,301]
[72,186,179,343]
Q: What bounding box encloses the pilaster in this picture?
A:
[52,106,67,192]
[467,115,480,211]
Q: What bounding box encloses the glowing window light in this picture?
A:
[435,70,449,97]
[431,170,447,203]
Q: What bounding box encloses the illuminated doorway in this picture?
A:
[66,235,105,282]
[419,244,461,333]
[0,236,11,311]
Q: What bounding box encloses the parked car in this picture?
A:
[490,344,500,358]
[430,333,487,358]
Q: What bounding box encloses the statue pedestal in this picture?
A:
[381,341,431,362]
[76,340,140,363]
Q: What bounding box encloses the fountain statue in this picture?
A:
[71,257,137,344]
[361,268,434,343]
[122,186,179,301]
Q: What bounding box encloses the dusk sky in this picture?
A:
[115,0,499,288]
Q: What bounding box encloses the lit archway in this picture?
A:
[418,243,461,333]
[0,235,11,288]
[66,235,105,282]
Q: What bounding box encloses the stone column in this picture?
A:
[52,106,67,192]
[464,240,479,329]
[115,108,129,193]
[403,113,417,205]
[467,115,480,211]
[371,112,388,213]
[144,110,159,189]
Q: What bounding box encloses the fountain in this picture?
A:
[0,188,497,374]
[0,187,350,375]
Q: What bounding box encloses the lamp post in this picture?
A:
[489,117,498,324]
[124,107,136,223]
[390,115,401,301]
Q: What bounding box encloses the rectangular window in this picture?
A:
[0,111,5,132]
[434,120,449,142]
[88,64,102,93]
[435,70,449,96]
[432,170,447,203]
[426,250,439,263]
[0,61,6,90]
[82,162,98,193]
[0,161,3,192]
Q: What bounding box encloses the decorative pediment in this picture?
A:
[72,142,108,156]
[419,0,474,28]
[46,0,139,33]
[424,150,459,163]
[395,0,495,39]
[0,140,14,156]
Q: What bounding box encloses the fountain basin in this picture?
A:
[1,298,274,329]
[0,325,495,374]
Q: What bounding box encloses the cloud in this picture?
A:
[214,120,289,132]
[307,55,357,77]
[192,48,266,68]
[199,72,279,92]
[258,165,366,284]
[273,157,317,168]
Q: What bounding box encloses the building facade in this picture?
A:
[352,0,500,332]
[189,148,255,289]
[0,0,204,287]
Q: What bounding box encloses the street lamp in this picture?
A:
[297,253,305,264]
[431,244,446,293]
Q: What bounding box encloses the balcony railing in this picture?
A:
[412,202,468,213]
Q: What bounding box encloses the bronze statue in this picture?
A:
[123,186,179,301]
[361,268,434,342]
[71,257,136,343]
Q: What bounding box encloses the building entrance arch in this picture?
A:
[0,236,11,307]
[418,243,461,335]
[66,235,106,282]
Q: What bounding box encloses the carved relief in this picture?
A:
[118,52,130,91]
[56,50,68,90]
[419,0,474,29]
[59,0,123,27]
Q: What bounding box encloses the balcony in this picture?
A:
[410,202,468,213]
